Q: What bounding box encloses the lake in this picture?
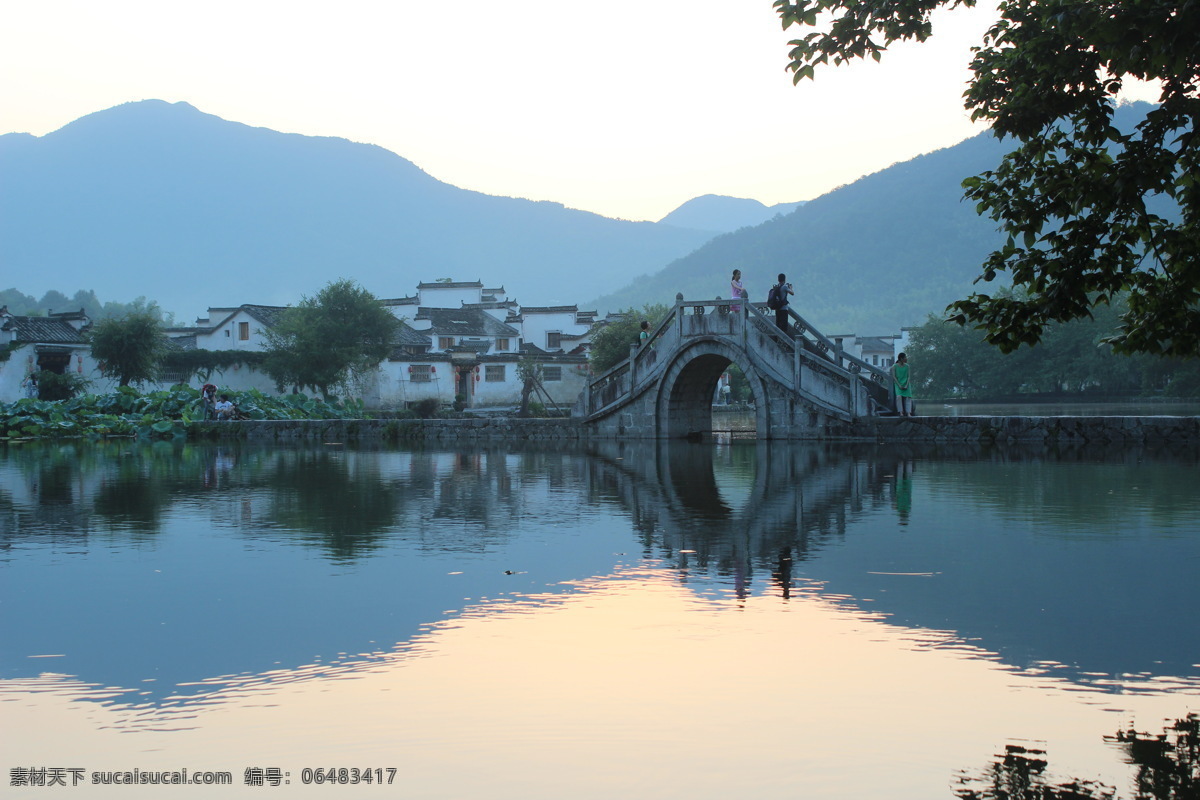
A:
[1,439,1197,799]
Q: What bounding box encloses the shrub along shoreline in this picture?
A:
[0,386,366,441]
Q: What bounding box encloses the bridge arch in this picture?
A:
[656,337,770,440]
[579,297,893,439]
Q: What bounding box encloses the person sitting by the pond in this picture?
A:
[201,383,218,420]
[215,394,235,420]
[892,352,914,417]
[22,373,38,399]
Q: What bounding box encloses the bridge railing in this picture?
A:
[587,302,677,417]
[584,295,894,419]
[746,302,894,413]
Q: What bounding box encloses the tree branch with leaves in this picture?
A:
[775,0,1200,356]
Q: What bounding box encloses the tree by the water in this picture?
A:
[587,304,669,374]
[88,309,167,387]
[775,0,1200,356]
[262,279,399,400]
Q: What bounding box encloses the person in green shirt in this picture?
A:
[892,352,914,416]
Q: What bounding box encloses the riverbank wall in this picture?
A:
[829,415,1200,444]
[190,415,1200,444]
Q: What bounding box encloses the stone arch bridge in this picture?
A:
[576,297,894,440]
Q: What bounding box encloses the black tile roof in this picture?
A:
[241,305,288,327]
[449,341,493,356]
[0,314,89,344]
[393,322,431,347]
[167,334,198,351]
[415,307,519,338]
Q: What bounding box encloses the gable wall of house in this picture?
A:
[519,310,592,352]
[194,309,273,352]
[417,285,483,308]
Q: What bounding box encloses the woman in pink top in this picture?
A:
[730,269,745,313]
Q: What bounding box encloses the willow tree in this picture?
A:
[89,309,166,387]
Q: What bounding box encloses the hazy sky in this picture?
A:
[0,1,1155,222]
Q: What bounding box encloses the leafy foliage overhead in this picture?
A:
[775,0,1200,356]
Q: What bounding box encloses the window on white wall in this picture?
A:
[238,322,250,341]
[546,332,561,350]
[410,365,433,382]
[496,338,509,351]
[543,366,562,382]
[485,365,505,382]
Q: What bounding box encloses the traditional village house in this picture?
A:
[0,308,95,399]
[159,304,288,391]
[829,333,899,368]
[376,281,592,411]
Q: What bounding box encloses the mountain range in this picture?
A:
[5,100,1152,334]
[596,102,1158,335]
[594,132,1013,334]
[0,100,716,319]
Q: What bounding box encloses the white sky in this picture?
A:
[0,1,1158,222]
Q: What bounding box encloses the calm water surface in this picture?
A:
[1,440,1197,799]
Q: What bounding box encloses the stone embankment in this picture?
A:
[830,415,1200,444]
[192,417,590,442]
[193,415,1200,444]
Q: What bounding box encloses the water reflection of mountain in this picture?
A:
[0,441,635,701]
[600,440,1200,689]
[2,439,1197,705]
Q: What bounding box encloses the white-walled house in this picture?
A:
[180,305,286,352]
[373,303,589,411]
[0,281,599,410]
[0,307,97,399]
[829,333,899,369]
[155,304,288,394]
[163,282,595,410]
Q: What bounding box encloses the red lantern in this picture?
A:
[431,366,436,374]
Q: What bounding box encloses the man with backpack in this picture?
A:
[767,273,795,334]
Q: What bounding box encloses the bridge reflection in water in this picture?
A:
[587,439,1200,688]
[1,440,1198,799]
[2,439,1198,696]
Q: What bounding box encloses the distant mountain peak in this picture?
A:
[659,194,805,234]
[0,101,716,319]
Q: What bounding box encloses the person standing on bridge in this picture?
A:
[892,352,914,416]
[730,269,745,313]
[770,273,794,334]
